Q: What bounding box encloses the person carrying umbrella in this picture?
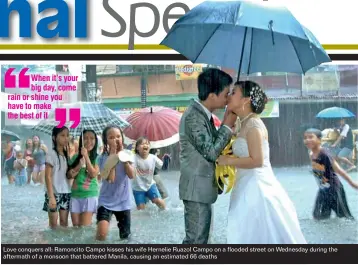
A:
[331,119,356,172]
[67,130,100,227]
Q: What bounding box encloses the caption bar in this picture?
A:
[2,244,356,264]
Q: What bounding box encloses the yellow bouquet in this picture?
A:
[215,138,237,194]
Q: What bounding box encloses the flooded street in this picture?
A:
[1,168,357,244]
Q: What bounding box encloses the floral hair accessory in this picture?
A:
[250,86,265,108]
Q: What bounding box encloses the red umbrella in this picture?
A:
[123,106,182,148]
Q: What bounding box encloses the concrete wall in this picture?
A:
[99,70,358,99]
[98,73,197,99]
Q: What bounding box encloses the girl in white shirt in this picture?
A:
[43,126,71,229]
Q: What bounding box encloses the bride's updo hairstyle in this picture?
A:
[235,81,268,114]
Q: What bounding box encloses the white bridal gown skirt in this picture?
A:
[227,169,307,244]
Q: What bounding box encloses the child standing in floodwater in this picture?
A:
[67,130,99,227]
[24,138,35,184]
[132,137,165,210]
[14,147,27,187]
[304,128,358,220]
[43,126,71,229]
[96,125,135,241]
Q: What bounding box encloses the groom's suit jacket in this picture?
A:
[179,100,232,204]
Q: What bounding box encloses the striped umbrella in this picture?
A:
[123,106,182,148]
[32,102,130,136]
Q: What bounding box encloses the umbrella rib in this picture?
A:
[288,35,304,74]
[193,24,222,62]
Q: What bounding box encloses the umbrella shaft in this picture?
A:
[237,27,248,82]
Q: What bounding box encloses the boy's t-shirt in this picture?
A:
[132,154,163,192]
[311,149,340,190]
[69,154,99,198]
[14,158,27,176]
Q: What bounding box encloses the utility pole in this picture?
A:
[141,71,148,108]
[81,65,98,102]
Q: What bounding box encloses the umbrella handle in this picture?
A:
[81,125,86,168]
[81,123,84,148]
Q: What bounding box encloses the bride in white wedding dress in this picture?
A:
[217,81,306,244]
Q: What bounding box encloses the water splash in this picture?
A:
[2,169,357,244]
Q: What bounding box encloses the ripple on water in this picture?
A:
[2,169,358,244]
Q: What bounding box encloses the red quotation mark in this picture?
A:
[4,68,30,88]
[55,108,81,129]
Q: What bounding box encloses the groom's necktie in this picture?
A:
[210,116,215,128]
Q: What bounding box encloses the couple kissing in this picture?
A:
[178,68,306,245]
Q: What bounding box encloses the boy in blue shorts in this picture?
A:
[132,137,165,210]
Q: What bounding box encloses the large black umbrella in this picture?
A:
[161,1,330,80]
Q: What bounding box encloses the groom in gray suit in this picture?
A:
[179,68,237,244]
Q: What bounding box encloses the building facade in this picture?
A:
[97,66,358,167]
